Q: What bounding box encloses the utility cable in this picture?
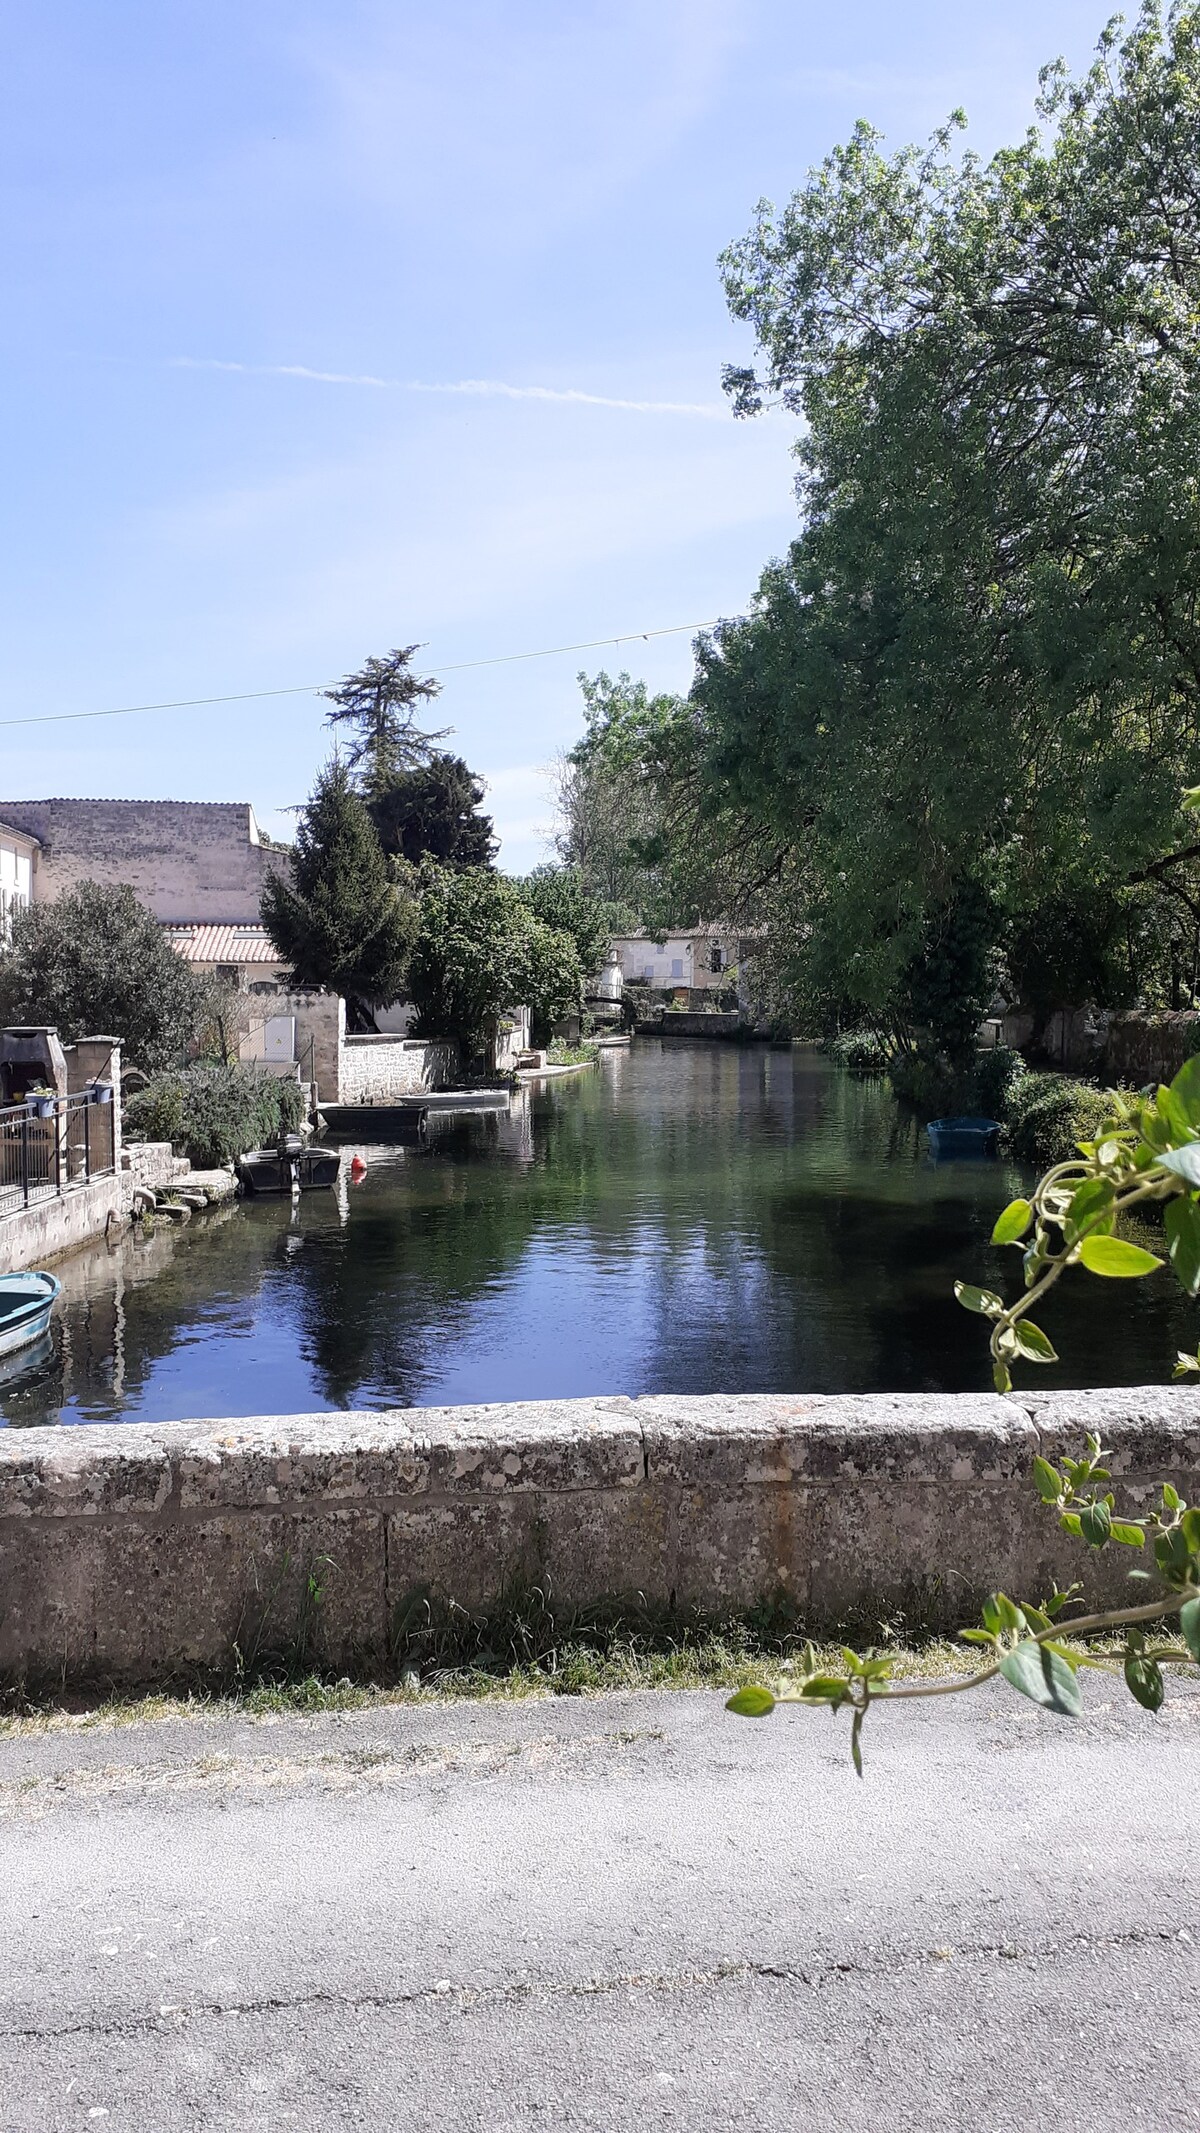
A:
[0,618,722,731]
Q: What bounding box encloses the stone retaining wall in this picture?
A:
[2,1390,1197,1687]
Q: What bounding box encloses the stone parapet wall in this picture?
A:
[1,1389,1197,1686]
[337,1036,457,1104]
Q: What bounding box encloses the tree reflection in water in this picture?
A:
[3,1045,1191,1428]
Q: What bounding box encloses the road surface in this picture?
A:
[1,1681,1197,2129]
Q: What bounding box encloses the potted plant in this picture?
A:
[25,1085,57,1119]
[88,1081,114,1106]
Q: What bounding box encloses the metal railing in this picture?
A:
[0,1091,116,1221]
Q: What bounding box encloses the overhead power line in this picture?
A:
[0,618,722,732]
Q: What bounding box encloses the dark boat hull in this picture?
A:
[237,1148,341,1194]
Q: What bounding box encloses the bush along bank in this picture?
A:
[827,1032,1118,1169]
[125,1063,307,1170]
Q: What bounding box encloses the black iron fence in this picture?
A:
[0,1091,116,1221]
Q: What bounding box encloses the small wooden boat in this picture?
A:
[0,1271,61,1358]
[237,1139,341,1194]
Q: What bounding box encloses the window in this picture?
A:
[710,944,723,973]
[670,958,684,979]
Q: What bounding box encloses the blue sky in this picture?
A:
[1,0,1113,865]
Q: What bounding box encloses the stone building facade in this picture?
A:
[0,799,285,925]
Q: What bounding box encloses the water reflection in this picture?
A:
[3,1044,1194,1427]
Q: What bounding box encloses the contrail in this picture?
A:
[172,357,728,418]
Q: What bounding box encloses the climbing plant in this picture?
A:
[730,926,1200,1767]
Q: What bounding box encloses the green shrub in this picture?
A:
[1004,1078,1116,1167]
[971,1045,1029,1120]
[828,1029,890,1076]
[125,1065,306,1169]
[887,1049,959,1117]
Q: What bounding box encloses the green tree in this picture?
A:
[260,760,416,1024]
[0,880,211,1072]
[322,646,446,802]
[368,752,496,869]
[512,864,623,985]
[408,866,582,1064]
[664,4,1200,1067]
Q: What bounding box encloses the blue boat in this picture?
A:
[0,1270,61,1358]
[927,1115,1002,1158]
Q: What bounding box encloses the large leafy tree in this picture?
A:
[670,4,1200,1060]
[408,866,582,1063]
[0,881,211,1072]
[368,752,496,868]
[512,865,624,984]
[261,760,417,1024]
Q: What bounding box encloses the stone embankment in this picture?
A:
[1,1388,1197,1688]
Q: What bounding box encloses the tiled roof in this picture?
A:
[165,924,281,965]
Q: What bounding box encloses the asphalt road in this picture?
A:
[1,1680,1197,2131]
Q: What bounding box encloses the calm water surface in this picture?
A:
[2,1043,1192,1428]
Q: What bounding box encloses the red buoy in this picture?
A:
[350,1154,367,1179]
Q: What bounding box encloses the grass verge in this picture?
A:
[0,1624,992,1740]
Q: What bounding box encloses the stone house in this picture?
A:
[0,796,469,1101]
[611,927,743,994]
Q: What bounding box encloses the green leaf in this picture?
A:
[959,1628,996,1646]
[1079,1500,1112,1548]
[1078,1235,1164,1279]
[954,1282,1003,1316]
[725,1686,775,1719]
[1165,1196,1200,1297]
[1064,1177,1116,1244]
[1182,784,1200,812]
[799,1675,850,1704]
[1031,1456,1062,1504]
[998,1641,1083,1718]
[1109,1521,1146,1548]
[993,1592,1024,1634]
[992,1358,1013,1394]
[1123,1653,1165,1713]
[1179,1595,1200,1662]
[992,1199,1033,1247]
[1012,1319,1058,1364]
[1164,1483,1181,1511]
[1168,1053,1200,1128]
[1182,1506,1200,1552]
[1159,1145,1200,1191]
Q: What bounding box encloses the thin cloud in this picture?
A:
[172,357,728,419]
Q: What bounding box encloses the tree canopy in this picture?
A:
[512,864,623,984]
[0,881,213,1073]
[322,646,446,802]
[603,4,1200,1063]
[260,759,417,1021]
[368,751,496,869]
[407,865,582,1063]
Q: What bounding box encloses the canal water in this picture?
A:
[2,1043,1193,1428]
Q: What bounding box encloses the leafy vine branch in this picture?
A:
[730,980,1200,1770]
[728,1441,1200,1773]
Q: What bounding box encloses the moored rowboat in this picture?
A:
[0,1271,61,1358]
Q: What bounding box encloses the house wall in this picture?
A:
[612,931,740,990]
[222,986,342,1099]
[0,826,35,940]
[0,800,285,924]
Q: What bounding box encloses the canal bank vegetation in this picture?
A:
[125,1063,306,1171]
[555,9,1200,1110]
